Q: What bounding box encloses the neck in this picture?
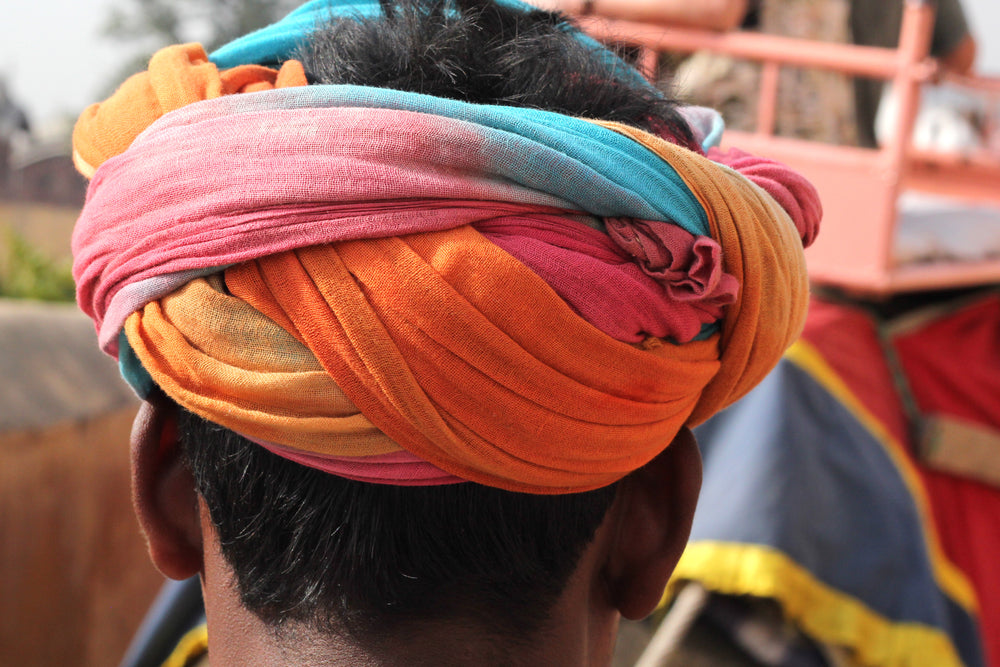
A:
[197,500,621,666]
[200,543,619,666]
[201,579,620,667]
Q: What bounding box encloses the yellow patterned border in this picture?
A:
[162,623,208,667]
[667,541,963,667]
[784,339,976,613]
[657,339,981,666]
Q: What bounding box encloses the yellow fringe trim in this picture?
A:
[667,542,964,667]
[784,339,976,614]
[161,623,208,667]
[655,340,981,666]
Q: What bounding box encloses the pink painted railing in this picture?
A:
[576,1,1000,294]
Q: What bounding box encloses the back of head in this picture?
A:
[71,0,819,660]
[181,0,690,646]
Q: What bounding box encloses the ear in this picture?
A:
[604,427,702,620]
[130,389,204,580]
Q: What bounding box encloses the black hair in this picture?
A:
[297,0,698,149]
[182,410,618,644]
[180,0,692,648]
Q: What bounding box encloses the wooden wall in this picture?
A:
[0,300,164,667]
[0,406,164,667]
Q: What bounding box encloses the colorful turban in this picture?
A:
[71,0,820,494]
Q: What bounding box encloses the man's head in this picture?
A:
[137,1,700,656]
[133,391,702,664]
[72,0,816,662]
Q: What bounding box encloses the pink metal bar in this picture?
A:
[811,260,1000,295]
[907,154,1000,204]
[577,17,938,82]
[575,1,1000,294]
[875,1,936,272]
[756,61,780,137]
[943,72,1000,94]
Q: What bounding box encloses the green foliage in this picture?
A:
[0,229,76,302]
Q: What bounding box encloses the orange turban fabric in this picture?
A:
[72,42,816,494]
[72,43,306,179]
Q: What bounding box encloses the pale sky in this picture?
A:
[3,0,124,129]
[3,0,1000,129]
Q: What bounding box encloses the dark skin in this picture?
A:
[130,390,703,666]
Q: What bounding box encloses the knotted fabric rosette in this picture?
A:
[71,0,820,494]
